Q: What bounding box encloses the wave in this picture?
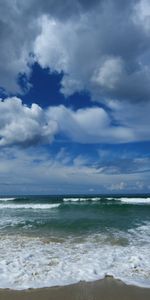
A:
[0,197,16,201]
[0,223,150,290]
[63,197,101,202]
[119,197,150,204]
[63,198,80,202]
[0,203,61,209]
[63,196,150,204]
[91,197,101,201]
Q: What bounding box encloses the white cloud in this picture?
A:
[47,105,135,143]
[34,17,70,72]
[34,15,88,95]
[0,1,39,93]
[108,181,127,191]
[0,97,58,146]
[1,96,150,147]
[47,100,150,143]
[133,0,150,32]
[0,1,150,195]
[0,147,149,195]
[92,57,124,89]
[0,0,150,104]
[106,99,150,142]
[0,0,100,94]
[33,1,150,102]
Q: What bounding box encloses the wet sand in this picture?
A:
[0,277,150,300]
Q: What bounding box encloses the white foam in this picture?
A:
[0,203,60,210]
[0,223,150,290]
[119,197,150,204]
[63,198,90,202]
[63,197,101,202]
[0,217,25,229]
[63,197,150,204]
[91,197,100,201]
[0,197,16,201]
[63,198,80,202]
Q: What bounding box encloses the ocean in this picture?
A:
[0,195,150,290]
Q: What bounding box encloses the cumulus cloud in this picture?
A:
[0,97,58,146]
[1,97,150,147]
[0,0,150,103]
[1,0,150,195]
[0,0,100,93]
[0,98,128,146]
[34,0,150,102]
[47,105,134,143]
[91,57,124,90]
[0,1,39,93]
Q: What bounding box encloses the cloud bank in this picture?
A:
[0,97,150,147]
[0,146,149,194]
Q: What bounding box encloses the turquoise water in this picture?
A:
[0,195,150,289]
[1,195,150,235]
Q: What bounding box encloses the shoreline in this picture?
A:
[0,277,150,300]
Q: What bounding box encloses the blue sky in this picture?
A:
[0,0,150,195]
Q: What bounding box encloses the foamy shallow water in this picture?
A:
[0,223,150,290]
[0,195,150,290]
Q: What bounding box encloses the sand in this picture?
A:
[0,277,150,300]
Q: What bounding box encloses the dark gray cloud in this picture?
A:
[30,0,102,19]
[0,0,39,92]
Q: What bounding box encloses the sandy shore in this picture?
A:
[0,277,150,300]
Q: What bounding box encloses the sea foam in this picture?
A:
[63,196,150,204]
[119,197,150,204]
[0,203,60,210]
[63,197,101,202]
[0,197,16,201]
[0,223,150,290]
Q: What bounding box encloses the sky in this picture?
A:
[0,0,150,195]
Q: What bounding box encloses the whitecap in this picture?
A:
[0,197,16,201]
[0,203,60,210]
[91,197,100,201]
[63,198,80,202]
[63,197,101,202]
[119,197,150,204]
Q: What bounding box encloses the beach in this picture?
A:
[0,278,150,300]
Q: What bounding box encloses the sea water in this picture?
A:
[0,195,150,289]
